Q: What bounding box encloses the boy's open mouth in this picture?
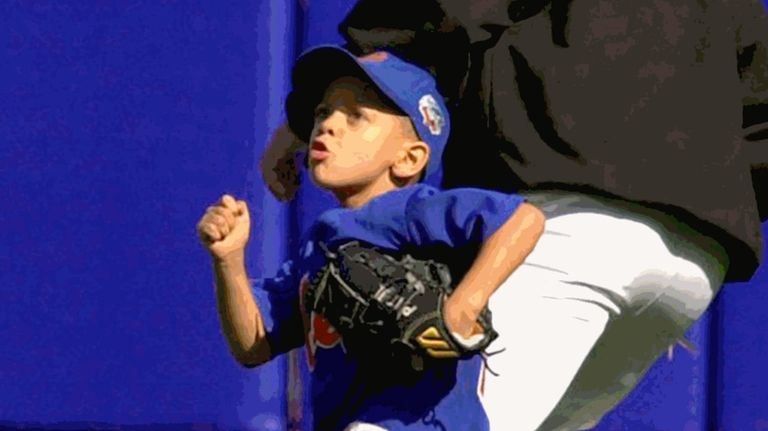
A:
[309,140,331,161]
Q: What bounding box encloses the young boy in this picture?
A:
[197,46,545,431]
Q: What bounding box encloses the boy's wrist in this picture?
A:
[445,290,484,318]
[213,249,246,270]
[451,287,488,316]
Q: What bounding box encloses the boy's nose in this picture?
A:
[318,110,345,137]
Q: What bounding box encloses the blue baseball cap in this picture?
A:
[286,45,449,185]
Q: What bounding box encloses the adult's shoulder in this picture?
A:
[339,0,471,101]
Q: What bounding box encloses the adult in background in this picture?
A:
[263,0,768,429]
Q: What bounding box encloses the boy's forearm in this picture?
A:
[451,203,545,314]
[213,251,271,366]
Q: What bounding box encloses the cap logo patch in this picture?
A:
[359,52,389,63]
[419,94,444,136]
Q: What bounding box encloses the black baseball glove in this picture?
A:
[304,241,498,372]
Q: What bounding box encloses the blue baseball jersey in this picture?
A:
[251,184,525,430]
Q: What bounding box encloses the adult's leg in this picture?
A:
[479,212,724,431]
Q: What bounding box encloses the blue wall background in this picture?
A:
[1,1,766,430]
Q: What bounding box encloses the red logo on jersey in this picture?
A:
[311,313,341,347]
[299,274,343,370]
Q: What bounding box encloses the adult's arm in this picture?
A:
[738,0,768,221]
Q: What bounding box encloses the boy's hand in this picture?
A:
[305,241,498,367]
[443,294,484,340]
[414,296,485,358]
[197,194,250,260]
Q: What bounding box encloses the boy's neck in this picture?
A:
[334,176,402,209]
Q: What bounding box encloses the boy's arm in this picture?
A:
[198,194,271,367]
[213,251,272,367]
[443,202,545,338]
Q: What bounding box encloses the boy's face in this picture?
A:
[307,75,417,199]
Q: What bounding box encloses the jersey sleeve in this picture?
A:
[404,187,526,248]
[250,260,304,356]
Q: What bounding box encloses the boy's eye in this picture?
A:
[314,105,330,119]
[348,109,365,123]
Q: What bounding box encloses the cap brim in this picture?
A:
[286,46,370,142]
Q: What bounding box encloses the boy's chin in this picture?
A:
[309,173,347,195]
[309,174,374,198]
[308,169,333,189]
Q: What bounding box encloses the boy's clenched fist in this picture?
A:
[197,194,250,260]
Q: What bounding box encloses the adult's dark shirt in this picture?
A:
[339,0,768,281]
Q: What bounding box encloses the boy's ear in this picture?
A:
[391,140,430,183]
